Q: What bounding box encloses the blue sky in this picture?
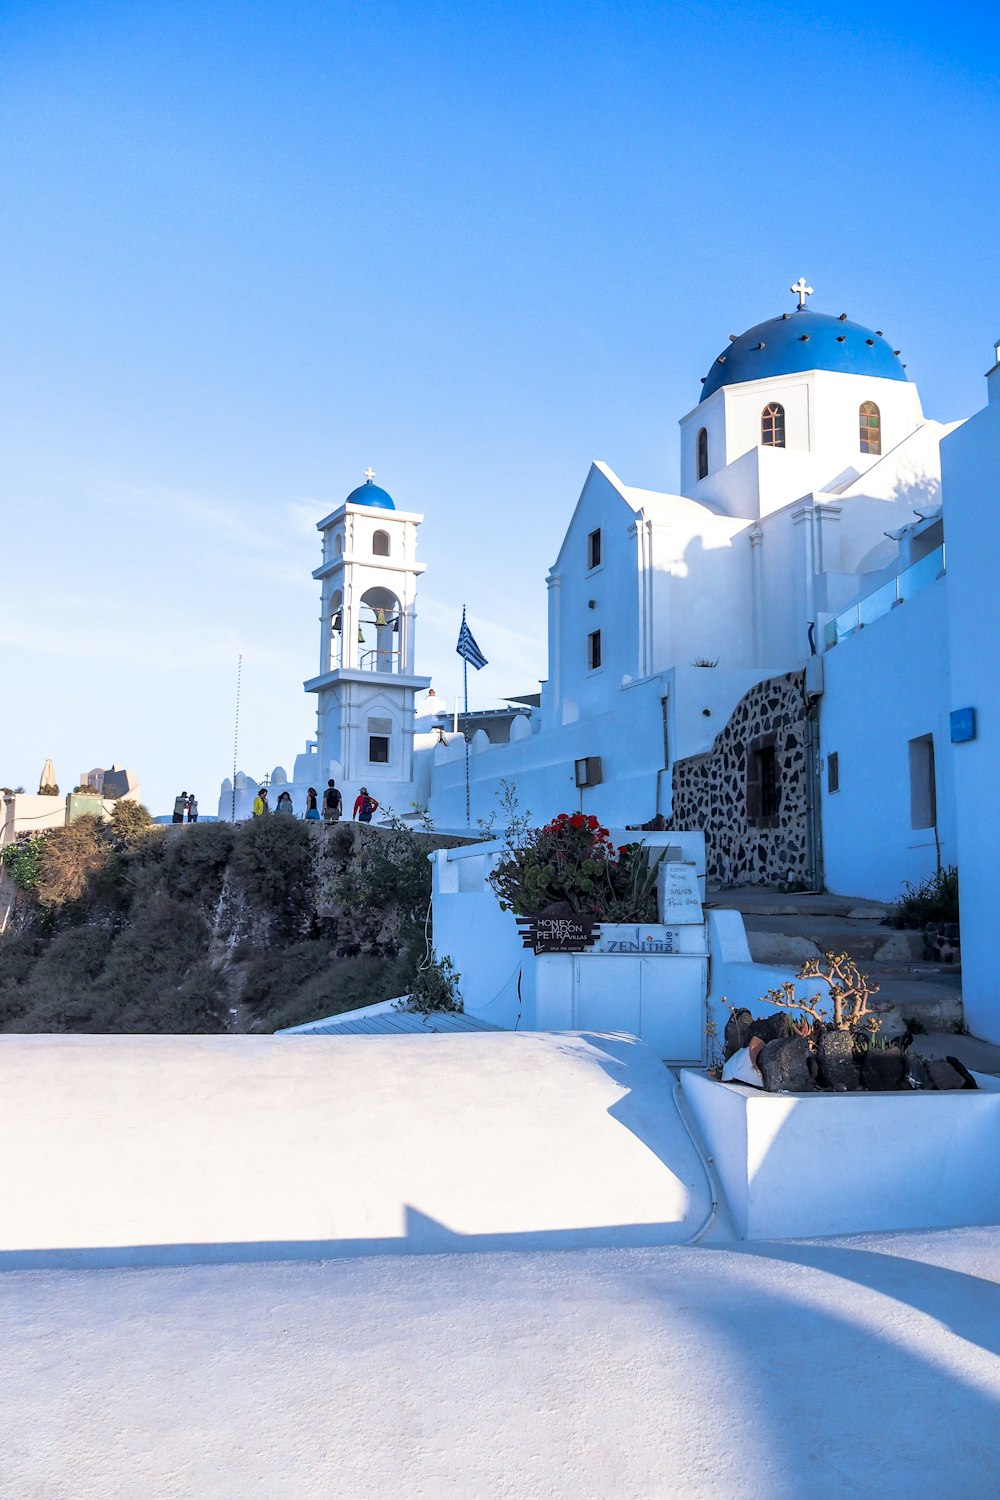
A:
[3,0,998,813]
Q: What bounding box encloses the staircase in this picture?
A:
[707,887,963,1036]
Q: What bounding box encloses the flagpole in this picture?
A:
[463,605,471,826]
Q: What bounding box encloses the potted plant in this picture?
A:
[487,813,707,1062]
[682,951,1000,1240]
[488,812,663,924]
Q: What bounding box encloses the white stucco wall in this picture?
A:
[820,578,954,901]
[429,655,801,835]
[680,369,925,515]
[941,368,1000,1042]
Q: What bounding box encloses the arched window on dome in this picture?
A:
[697,427,709,480]
[761,403,785,448]
[859,401,881,456]
[372,530,390,557]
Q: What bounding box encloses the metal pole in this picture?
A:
[231,653,242,823]
[464,640,470,828]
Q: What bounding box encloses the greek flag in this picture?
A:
[456,609,488,670]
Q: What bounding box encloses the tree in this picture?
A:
[108,799,156,848]
[35,817,109,908]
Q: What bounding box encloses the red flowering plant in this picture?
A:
[489,811,663,923]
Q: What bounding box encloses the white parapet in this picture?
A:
[681,1067,1000,1239]
[0,1032,712,1269]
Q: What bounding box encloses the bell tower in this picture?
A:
[303,472,430,806]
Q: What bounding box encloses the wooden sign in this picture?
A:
[515,914,599,954]
[657,862,704,925]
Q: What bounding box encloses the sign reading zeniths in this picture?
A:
[593,926,684,954]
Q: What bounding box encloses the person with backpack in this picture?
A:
[353,787,379,823]
[322,780,343,823]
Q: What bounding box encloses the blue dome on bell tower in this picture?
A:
[345,471,396,509]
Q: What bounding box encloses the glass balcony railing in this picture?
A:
[824,544,946,649]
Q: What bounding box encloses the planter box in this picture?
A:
[681,1068,1000,1239]
[524,925,708,1064]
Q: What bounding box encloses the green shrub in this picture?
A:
[34,817,110,910]
[0,835,47,894]
[403,954,462,1015]
[888,866,959,929]
[239,940,337,1022]
[107,799,158,849]
[328,824,432,954]
[263,953,408,1032]
[230,816,316,939]
[0,934,44,1026]
[158,821,236,910]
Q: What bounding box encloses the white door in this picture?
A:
[639,956,707,1062]
[574,957,641,1036]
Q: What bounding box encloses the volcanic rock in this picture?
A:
[758,1036,817,1093]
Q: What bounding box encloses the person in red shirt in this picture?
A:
[353,787,379,823]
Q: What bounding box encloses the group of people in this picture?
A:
[250,780,380,823]
[172,792,199,824]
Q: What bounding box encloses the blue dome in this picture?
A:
[345,480,395,510]
[700,310,907,402]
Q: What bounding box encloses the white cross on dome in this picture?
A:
[790,277,814,311]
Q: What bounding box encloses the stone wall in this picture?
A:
[669,672,812,887]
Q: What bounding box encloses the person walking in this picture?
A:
[172,791,187,824]
[275,790,295,815]
[252,787,270,816]
[187,794,199,824]
[322,779,343,823]
[353,787,379,823]
[304,787,320,821]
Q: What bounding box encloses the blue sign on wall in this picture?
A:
[950,707,977,743]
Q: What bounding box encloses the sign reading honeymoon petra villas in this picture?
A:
[516,914,598,954]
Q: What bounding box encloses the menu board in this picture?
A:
[657,861,703,925]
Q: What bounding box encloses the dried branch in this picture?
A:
[753,952,881,1035]
[756,978,827,1026]
[799,952,880,1032]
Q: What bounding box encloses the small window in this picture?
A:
[859,401,881,455]
[697,427,709,480]
[373,530,390,556]
[761,403,785,448]
[368,736,390,764]
[827,752,839,794]
[587,528,601,570]
[747,735,780,826]
[909,735,936,829]
[587,629,602,671]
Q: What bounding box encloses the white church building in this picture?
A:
[220,282,998,1002]
[429,281,960,897]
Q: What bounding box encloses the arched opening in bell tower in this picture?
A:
[328,589,343,672]
[359,586,402,673]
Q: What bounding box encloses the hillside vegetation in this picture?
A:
[0,804,470,1033]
